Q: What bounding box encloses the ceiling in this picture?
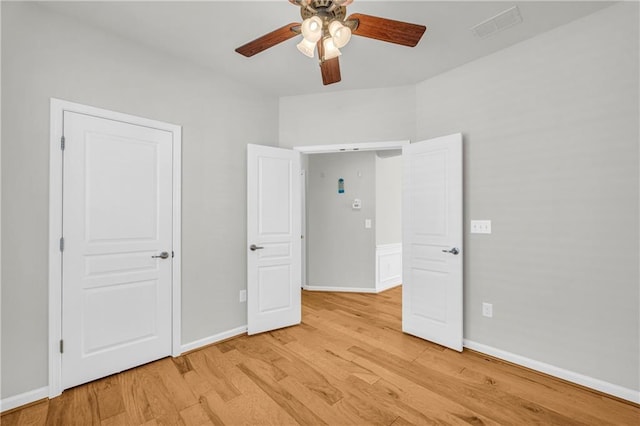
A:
[38,1,614,97]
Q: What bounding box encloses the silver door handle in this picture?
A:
[250,244,264,251]
[152,251,169,259]
[442,247,460,255]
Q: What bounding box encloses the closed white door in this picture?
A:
[247,144,301,335]
[402,133,463,351]
[62,111,173,390]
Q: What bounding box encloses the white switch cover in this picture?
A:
[365,219,372,229]
[239,290,247,302]
[471,220,492,234]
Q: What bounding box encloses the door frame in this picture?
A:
[48,98,182,398]
[294,140,409,155]
[300,169,307,288]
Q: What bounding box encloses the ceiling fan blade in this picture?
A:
[347,13,426,47]
[320,57,342,85]
[316,39,341,85]
[235,23,300,57]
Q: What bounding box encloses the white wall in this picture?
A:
[306,152,376,290]
[1,2,278,399]
[375,153,402,246]
[279,85,415,148]
[415,3,638,392]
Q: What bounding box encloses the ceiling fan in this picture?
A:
[235,0,427,86]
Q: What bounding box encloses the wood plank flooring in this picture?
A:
[2,287,639,425]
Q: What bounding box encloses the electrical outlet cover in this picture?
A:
[482,302,493,318]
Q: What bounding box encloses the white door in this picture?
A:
[247,144,301,335]
[62,111,173,390]
[402,133,463,351]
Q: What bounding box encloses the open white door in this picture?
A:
[402,133,463,351]
[247,144,301,335]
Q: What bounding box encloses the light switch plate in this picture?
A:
[365,219,372,229]
[471,220,492,234]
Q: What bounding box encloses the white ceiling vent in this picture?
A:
[471,6,523,39]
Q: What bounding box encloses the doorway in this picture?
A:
[302,147,404,293]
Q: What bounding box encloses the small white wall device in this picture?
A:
[352,199,362,209]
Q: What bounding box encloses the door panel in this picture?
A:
[83,280,158,353]
[84,134,159,241]
[247,144,301,335]
[259,265,293,311]
[62,111,173,390]
[402,133,463,351]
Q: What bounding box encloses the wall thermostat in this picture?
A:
[352,199,362,209]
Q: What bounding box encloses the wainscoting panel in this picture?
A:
[376,243,402,292]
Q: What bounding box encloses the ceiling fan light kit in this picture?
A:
[297,38,317,58]
[301,15,323,42]
[328,20,351,48]
[322,37,342,60]
[235,0,427,86]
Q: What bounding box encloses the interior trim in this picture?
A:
[181,326,248,354]
[463,339,640,404]
[0,386,48,414]
[294,140,409,154]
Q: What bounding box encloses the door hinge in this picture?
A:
[61,136,66,151]
[59,237,65,252]
[59,339,64,354]
[172,251,175,258]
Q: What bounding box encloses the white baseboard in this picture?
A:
[303,285,378,293]
[463,339,640,404]
[181,325,247,353]
[376,243,402,292]
[0,386,49,414]
[378,282,402,293]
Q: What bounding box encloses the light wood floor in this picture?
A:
[2,287,639,425]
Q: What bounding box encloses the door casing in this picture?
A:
[48,98,182,397]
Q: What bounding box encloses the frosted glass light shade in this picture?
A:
[322,38,341,60]
[301,16,323,43]
[334,0,354,6]
[297,38,316,58]
[328,20,352,48]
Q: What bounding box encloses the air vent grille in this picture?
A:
[471,6,523,39]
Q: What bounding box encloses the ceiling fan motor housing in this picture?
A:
[301,0,348,23]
